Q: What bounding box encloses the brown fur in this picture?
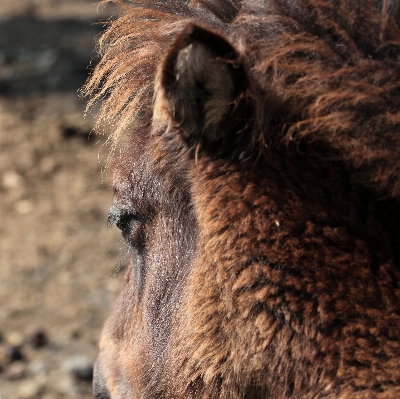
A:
[83,1,400,398]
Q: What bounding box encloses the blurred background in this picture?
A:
[0,1,125,398]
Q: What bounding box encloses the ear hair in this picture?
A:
[154,24,248,147]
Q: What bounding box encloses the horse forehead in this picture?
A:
[110,143,150,188]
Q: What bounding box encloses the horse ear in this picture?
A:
[154,24,249,147]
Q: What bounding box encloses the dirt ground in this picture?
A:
[0,1,126,398]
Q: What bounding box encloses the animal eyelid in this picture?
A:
[107,206,141,232]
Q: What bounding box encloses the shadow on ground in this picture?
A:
[0,14,107,96]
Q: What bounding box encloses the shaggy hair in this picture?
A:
[83,0,400,198]
[83,1,400,398]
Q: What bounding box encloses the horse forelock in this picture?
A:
[83,0,400,200]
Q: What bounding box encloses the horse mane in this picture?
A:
[82,0,400,200]
[82,0,235,152]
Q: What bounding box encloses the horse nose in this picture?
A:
[93,358,110,399]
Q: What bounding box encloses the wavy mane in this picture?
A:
[83,0,400,199]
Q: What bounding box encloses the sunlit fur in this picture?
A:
[83,0,400,398]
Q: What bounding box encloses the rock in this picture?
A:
[17,378,43,398]
[39,156,56,173]
[70,328,81,340]
[6,331,24,347]
[62,355,94,382]
[0,343,24,364]
[4,361,26,380]
[2,170,24,189]
[56,374,78,396]
[73,364,93,382]
[7,345,24,361]
[28,360,48,375]
[27,327,48,348]
[14,199,33,214]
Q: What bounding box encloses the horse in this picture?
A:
[83,0,400,397]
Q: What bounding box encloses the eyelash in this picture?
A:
[116,213,141,232]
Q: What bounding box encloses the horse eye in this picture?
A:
[116,213,136,231]
[107,206,142,233]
